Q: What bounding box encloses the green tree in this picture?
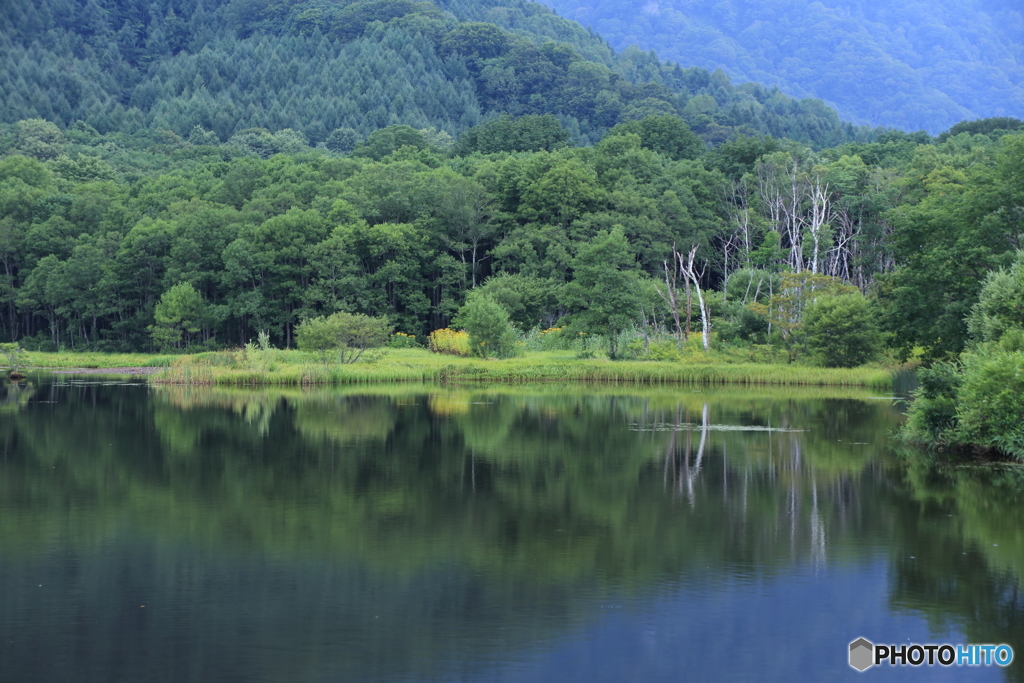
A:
[471,272,558,330]
[295,312,392,363]
[454,293,517,359]
[150,282,209,351]
[14,119,65,160]
[560,227,641,357]
[440,22,510,60]
[457,115,568,154]
[878,137,1023,360]
[803,292,882,367]
[325,128,359,153]
[351,126,428,161]
[607,115,704,161]
[749,271,856,361]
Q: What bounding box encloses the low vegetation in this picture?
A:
[145,347,893,388]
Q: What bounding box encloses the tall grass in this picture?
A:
[24,351,176,369]
[150,348,894,389]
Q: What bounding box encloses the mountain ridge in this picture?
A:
[537,0,1024,134]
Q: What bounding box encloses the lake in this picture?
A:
[1,378,1022,682]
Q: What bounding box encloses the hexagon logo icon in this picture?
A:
[849,638,874,671]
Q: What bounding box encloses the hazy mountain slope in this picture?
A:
[0,0,877,148]
[538,0,1024,134]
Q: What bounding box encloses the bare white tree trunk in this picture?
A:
[806,177,832,275]
[678,245,710,352]
[788,158,805,272]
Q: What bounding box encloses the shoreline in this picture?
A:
[15,350,898,389]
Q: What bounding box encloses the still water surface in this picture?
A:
[1,378,1022,682]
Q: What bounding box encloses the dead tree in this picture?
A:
[678,245,711,352]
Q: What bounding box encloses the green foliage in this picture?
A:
[748,271,856,361]
[324,128,360,154]
[606,116,704,161]
[351,125,429,160]
[559,227,642,357]
[967,250,1024,345]
[938,118,1024,143]
[456,115,569,154]
[470,273,558,330]
[878,136,1022,360]
[953,350,1024,459]
[228,128,309,158]
[150,282,212,351]
[295,312,392,363]
[1,0,884,151]
[0,31,1017,381]
[904,250,1024,458]
[454,293,518,359]
[14,119,64,160]
[0,342,26,374]
[704,135,782,180]
[906,361,962,441]
[441,22,511,59]
[803,293,882,368]
[48,154,115,182]
[387,332,419,348]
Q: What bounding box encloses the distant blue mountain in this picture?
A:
[537,0,1024,134]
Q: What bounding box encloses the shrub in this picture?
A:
[428,328,471,356]
[967,250,1024,344]
[571,331,604,359]
[648,340,683,361]
[904,361,961,441]
[904,351,1024,459]
[1,342,26,375]
[523,326,570,351]
[388,332,419,348]
[955,350,1024,459]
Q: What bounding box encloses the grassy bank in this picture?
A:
[145,348,895,389]
[21,351,176,369]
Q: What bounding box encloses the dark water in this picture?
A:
[1,378,1023,682]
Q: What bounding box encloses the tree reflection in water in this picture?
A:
[0,380,1020,681]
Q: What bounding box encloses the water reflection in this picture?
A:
[0,380,1021,681]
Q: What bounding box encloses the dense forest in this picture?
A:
[0,0,879,146]
[1,111,1022,357]
[540,0,1024,135]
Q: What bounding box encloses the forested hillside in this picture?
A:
[540,0,1024,134]
[1,0,876,147]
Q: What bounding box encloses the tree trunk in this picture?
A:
[678,245,710,352]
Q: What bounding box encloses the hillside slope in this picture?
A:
[0,0,877,147]
[538,0,1024,134]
